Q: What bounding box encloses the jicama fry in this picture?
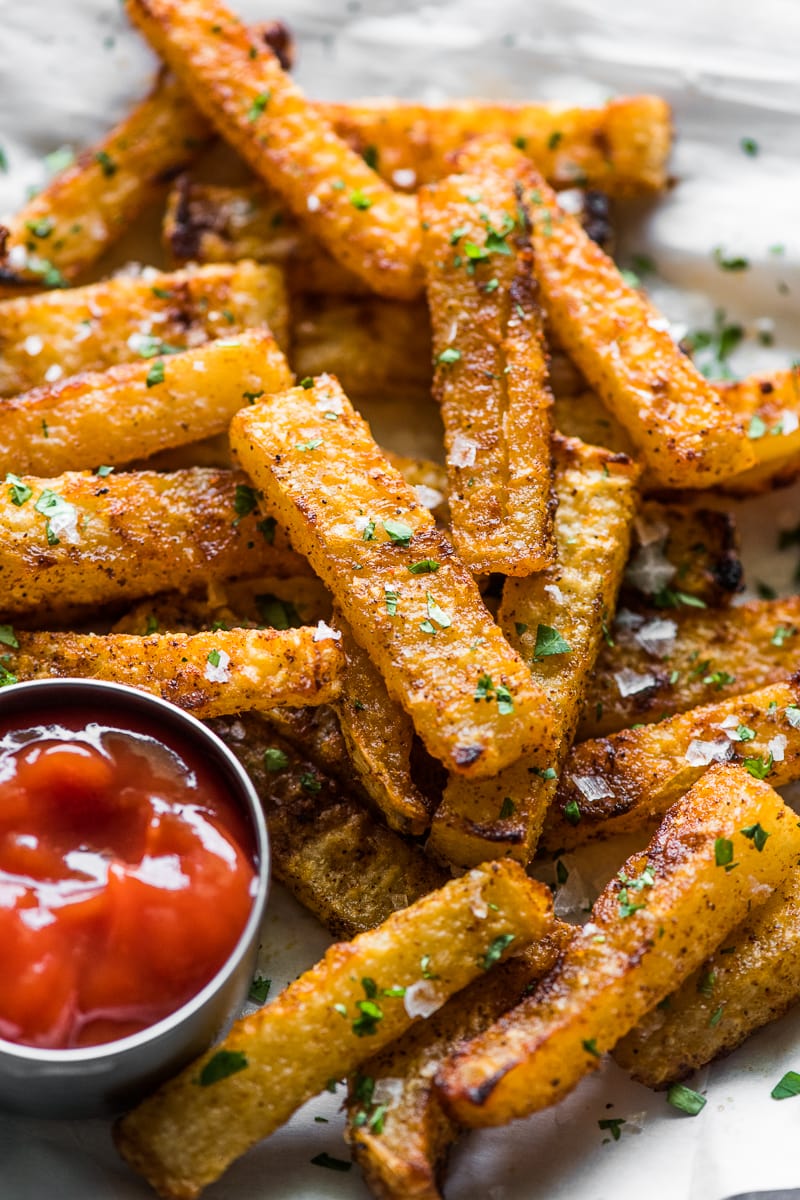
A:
[334,616,432,837]
[542,677,800,852]
[115,861,555,1199]
[0,261,289,398]
[321,95,672,195]
[615,868,800,1087]
[213,714,447,939]
[3,627,342,717]
[580,595,800,740]
[346,929,571,1200]
[292,295,432,407]
[0,468,307,619]
[126,0,424,299]
[718,364,800,493]
[164,179,365,296]
[428,437,639,866]
[0,328,291,476]
[231,377,554,778]
[456,138,755,489]
[420,166,555,575]
[0,73,210,294]
[436,764,800,1127]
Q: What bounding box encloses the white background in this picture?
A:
[2,1,800,1197]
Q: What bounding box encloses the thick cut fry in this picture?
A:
[346,930,571,1200]
[126,0,424,300]
[115,861,555,1199]
[428,437,639,866]
[615,868,800,1087]
[4,627,341,717]
[0,328,291,476]
[0,468,307,619]
[581,595,800,740]
[321,95,672,195]
[718,365,800,493]
[213,714,447,938]
[436,764,800,1127]
[292,295,433,407]
[0,73,210,293]
[0,261,288,397]
[456,139,755,488]
[543,677,800,852]
[335,616,433,837]
[164,180,365,296]
[231,377,554,778]
[420,168,555,574]
[624,497,743,608]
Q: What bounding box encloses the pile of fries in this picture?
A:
[4,1,800,1197]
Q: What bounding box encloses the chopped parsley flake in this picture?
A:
[0,626,18,650]
[438,347,462,364]
[500,796,515,819]
[714,837,735,868]
[295,438,322,452]
[740,136,759,156]
[249,975,271,1004]
[563,798,581,825]
[34,488,76,546]
[145,359,165,388]
[743,752,774,780]
[713,246,749,272]
[247,90,271,121]
[383,518,414,546]
[207,649,221,669]
[6,474,32,506]
[263,747,289,772]
[480,933,516,971]
[582,1038,601,1058]
[198,1049,248,1086]
[741,822,770,851]
[420,955,439,980]
[310,1153,352,1172]
[233,483,258,520]
[352,998,383,1036]
[772,1070,800,1100]
[533,624,572,660]
[349,189,373,210]
[667,1083,706,1116]
[362,519,376,541]
[598,1117,625,1140]
[408,558,439,574]
[384,587,399,616]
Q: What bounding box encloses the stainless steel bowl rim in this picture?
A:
[0,677,270,1064]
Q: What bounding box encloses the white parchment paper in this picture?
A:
[2,1,800,1197]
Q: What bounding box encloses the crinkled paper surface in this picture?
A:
[1,1,800,1196]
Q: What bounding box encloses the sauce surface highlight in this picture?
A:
[0,708,256,1049]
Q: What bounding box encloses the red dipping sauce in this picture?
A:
[0,708,256,1050]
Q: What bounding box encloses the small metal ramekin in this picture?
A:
[0,679,270,1118]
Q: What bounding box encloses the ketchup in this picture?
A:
[0,708,257,1050]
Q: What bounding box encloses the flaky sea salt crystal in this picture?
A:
[684,738,734,766]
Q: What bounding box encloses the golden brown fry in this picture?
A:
[115,861,555,1199]
[213,714,447,939]
[0,468,307,619]
[718,365,800,493]
[581,595,800,740]
[0,261,288,397]
[322,95,672,195]
[553,389,633,449]
[428,437,639,866]
[542,677,800,852]
[126,0,424,300]
[420,168,555,574]
[436,764,800,1127]
[0,328,291,476]
[292,295,432,407]
[346,929,571,1200]
[614,868,800,1087]
[164,179,365,296]
[0,73,210,293]
[334,616,432,837]
[456,138,755,489]
[231,377,554,778]
[4,626,342,717]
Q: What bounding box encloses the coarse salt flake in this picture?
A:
[392,168,417,188]
[313,620,341,643]
[572,775,614,802]
[403,980,447,1019]
[614,668,657,698]
[44,363,63,383]
[768,733,787,762]
[450,433,477,468]
[635,618,677,657]
[204,649,231,683]
[684,738,734,767]
[23,335,43,357]
[307,193,321,212]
